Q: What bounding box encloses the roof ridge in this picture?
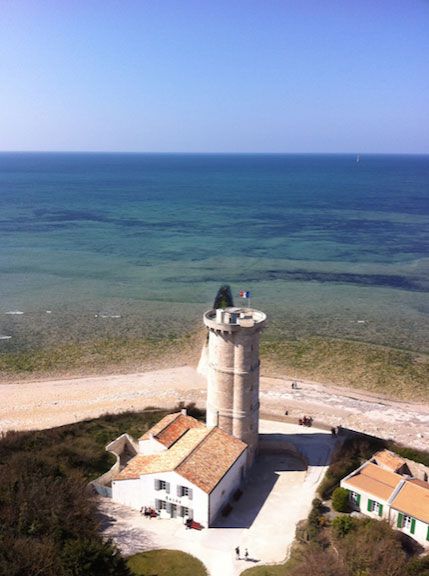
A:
[175,427,216,471]
[153,412,182,439]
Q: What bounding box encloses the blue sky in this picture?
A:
[1,0,428,153]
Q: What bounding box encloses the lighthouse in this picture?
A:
[203,306,267,466]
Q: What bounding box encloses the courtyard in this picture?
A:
[98,420,334,576]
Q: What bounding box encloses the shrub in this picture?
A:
[332,488,350,512]
[332,515,355,538]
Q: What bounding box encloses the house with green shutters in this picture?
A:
[340,450,429,548]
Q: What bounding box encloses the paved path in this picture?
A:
[98,421,334,576]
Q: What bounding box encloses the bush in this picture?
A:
[332,488,350,512]
[332,516,355,538]
[0,406,203,576]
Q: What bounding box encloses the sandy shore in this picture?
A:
[0,365,428,451]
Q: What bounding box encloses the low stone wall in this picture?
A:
[258,437,308,468]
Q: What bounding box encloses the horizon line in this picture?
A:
[0,150,428,156]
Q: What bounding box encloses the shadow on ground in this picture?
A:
[214,452,306,529]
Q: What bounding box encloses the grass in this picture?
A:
[0,331,428,403]
[261,336,429,401]
[0,405,204,481]
[127,550,208,576]
[240,555,301,576]
[0,333,202,380]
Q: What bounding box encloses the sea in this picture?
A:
[0,153,428,353]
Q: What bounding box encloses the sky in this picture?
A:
[1,0,428,153]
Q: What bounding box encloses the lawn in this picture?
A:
[127,550,208,576]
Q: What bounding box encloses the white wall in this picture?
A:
[341,481,389,520]
[209,450,247,524]
[138,437,166,455]
[390,509,429,548]
[112,478,144,510]
[341,481,429,548]
[112,470,209,526]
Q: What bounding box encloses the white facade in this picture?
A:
[390,508,429,547]
[111,449,247,527]
[341,465,429,548]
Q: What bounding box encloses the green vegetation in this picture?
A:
[331,487,350,512]
[127,550,207,576]
[318,433,429,500]
[240,558,300,576]
[243,437,429,576]
[1,330,427,403]
[0,405,204,576]
[261,336,429,401]
[317,434,385,499]
[0,333,202,380]
[243,507,428,576]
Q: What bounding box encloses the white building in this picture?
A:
[110,411,247,527]
[341,450,429,548]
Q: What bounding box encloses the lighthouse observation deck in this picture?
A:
[204,307,266,333]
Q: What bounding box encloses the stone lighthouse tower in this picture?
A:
[203,306,267,465]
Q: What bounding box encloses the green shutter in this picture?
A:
[356,493,361,507]
[411,518,416,535]
[367,499,373,512]
[378,504,383,517]
[397,512,404,528]
[426,525,429,541]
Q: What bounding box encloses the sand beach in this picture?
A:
[1,365,427,451]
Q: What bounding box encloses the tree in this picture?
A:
[331,488,349,512]
[61,539,132,576]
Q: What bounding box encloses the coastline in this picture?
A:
[0,365,428,452]
[1,333,428,401]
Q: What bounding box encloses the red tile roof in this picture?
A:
[342,462,403,501]
[372,450,407,472]
[391,480,429,523]
[139,413,205,447]
[115,414,247,493]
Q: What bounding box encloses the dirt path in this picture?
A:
[0,366,427,450]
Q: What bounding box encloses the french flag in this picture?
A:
[239,290,251,299]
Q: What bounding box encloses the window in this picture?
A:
[154,479,170,493]
[180,506,189,517]
[177,485,192,499]
[350,491,361,506]
[159,500,166,510]
[398,513,417,535]
[367,498,383,517]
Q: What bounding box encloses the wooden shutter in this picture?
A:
[378,504,383,517]
[188,487,193,500]
[154,479,161,491]
[367,499,373,512]
[356,493,361,507]
[397,512,404,528]
[411,518,416,535]
[165,482,170,494]
[177,485,183,497]
[155,499,161,510]
[166,502,172,514]
[426,525,429,541]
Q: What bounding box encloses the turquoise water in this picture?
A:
[0,153,428,352]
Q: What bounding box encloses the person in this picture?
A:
[235,546,240,559]
[245,548,249,561]
[284,410,288,416]
[331,426,336,436]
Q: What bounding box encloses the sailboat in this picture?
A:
[356,154,360,163]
